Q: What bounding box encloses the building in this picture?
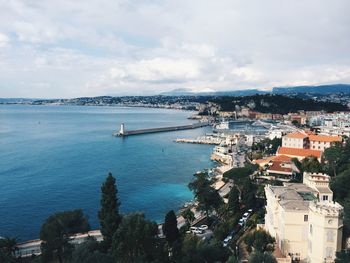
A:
[281,131,341,155]
[264,172,343,263]
[309,135,342,151]
[277,147,323,162]
[282,131,309,149]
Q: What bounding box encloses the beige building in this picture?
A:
[264,172,343,263]
[282,131,309,149]
[309,135,342,151]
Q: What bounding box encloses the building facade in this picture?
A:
[264,172,343,263]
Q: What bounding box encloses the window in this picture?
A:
[304,215,308,222]
[323,195,329,201]
[327,230,334,242]
[310,224,313,235]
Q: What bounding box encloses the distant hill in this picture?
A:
[160,88,267,96]
[162,84,350,97]
[210,94,348,114]
[272,84,350,94]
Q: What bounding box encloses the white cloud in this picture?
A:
[0,33,9,47]
[0,0,350,97]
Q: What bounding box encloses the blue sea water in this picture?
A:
[0,105,215,241]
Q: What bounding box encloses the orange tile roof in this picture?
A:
[285,131,308,139]
[267,161,293,174]
[273,155,292,162]
[253,155,292,164]
[308,135,342,142]
[277,147,322,159]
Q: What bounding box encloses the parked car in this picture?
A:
[223,235,233,247]
[192,229,204,235]
[242,212,250,221]
[190,226,198,231]
[238,218,246,226]
[198,224,208,230]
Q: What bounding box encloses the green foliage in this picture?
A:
[211,94,347,114]
[248,252,277,263]
[223,164,258,185]
[226,256,239,263]
[227,186,240,214]
[331,169,350,202]
[241,179,257,209]
[0,237,17,263]
[251,138,282,156]
[180,235,229,263]
[335,249,350,263]
[181,208,195,227]
[301,156,323,173]
[324,142,345,176]
[111,213,161,263]
[163,210,180,245]
[244,229,275,253]
[98,172,121,250]
[68,238,113,263]
[188,173,222,217]
[40,209,90,263]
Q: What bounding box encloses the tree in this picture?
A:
[112,213,161,263]
[324,143,343,176]
[248,252,277,263]
[301,156,322,173]
[0,237,17,263]
[241,179,257,209]
[40,209,90,263]
[181,208,195,227]
[163,210,180,245]
[98,172,121,250]
[188,173,222,217]
[227,186,240,214]
[335,249,350,263]
[68,238,113,263]
[244,230,275,253]
[330,169,350,202]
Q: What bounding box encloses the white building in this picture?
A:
[264,172,343,263]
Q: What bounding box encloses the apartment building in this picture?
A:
[282,131,309,149]
[309,135,342,151]
[264,172,343,263]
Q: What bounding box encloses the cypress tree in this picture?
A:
[228,186,240,214]
[162,210,179,245]
[98,172,121,249]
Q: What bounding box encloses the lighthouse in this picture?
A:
[119,123,125,136]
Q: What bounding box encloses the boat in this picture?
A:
[215,121,229,130]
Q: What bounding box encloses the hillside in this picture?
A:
[211,94,348,114]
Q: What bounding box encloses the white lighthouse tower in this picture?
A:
[119,123,125,136]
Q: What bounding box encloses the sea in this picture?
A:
[0,105,215,241]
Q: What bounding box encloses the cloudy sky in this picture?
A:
[0,0,350,98]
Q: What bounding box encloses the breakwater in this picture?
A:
[114,122,209,137]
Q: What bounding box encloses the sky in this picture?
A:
[0,0,350,98]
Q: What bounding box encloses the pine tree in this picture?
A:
[162,210,179,245]
[228,186,240,214]
[98,172,121,250]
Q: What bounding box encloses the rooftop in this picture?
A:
[267,183,318,211]
[284,131,308,139]
[308,134,342,142]
[277,147,322,159]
